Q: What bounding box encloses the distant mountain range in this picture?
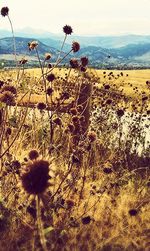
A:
[1,28,150,68]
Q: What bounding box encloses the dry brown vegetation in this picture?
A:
[0,6,150,251]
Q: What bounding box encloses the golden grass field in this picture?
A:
[0,64,150,251]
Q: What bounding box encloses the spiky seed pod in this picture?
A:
[116,109,124,117]
[128,209,138,216]
[87,131,97,142]
[37,102,46,110]
[48,63,52,68]
[72,42,80,53]
[0,91,15,105]
[70,108,78,115]
[1,7,9,17]
[63,25,73,35]
[72,115,79,124]
[80,57,89,67]
[80,66,87,72]
[28,150,39,160]
[45,53,51,60]
[46,87,53,96]
[21,160,50,194]
[46,73,55,82]
[28,41,38,50]
[70,58,79,69]
[0,80,5,88]
[5,127,12,136]
[1,85,17,95]
[82,216,92,224]
[53,117,62,126]
[19,58,28,65]
[106,99,112,105]
[104,84,110,90]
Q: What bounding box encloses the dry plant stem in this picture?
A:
[56,34,67,63]
[7,15,18,69]
[50,162,73,200]
[35,48,53,145]
[36,195,48,251]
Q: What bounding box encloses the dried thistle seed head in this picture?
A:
[0,80,5,88]
[1,85,17,95]
[72,115,79,124]
[46,87,53,96]
[80,66,87,72]
[70,108,78,115]
[1,7,9,17]
[0,91,15,105]
[80,57,89,67]
[28,150,39,160]
[19,58,28,65]
[72,42,80,53]
[70,58,79,69]
[116,109,124,117]
[104,84,110,90]
[53,117,62,126]
[45,53,51,60]
[128,209,138,216]
[87,131,97,142]
[63,25,73,35]
[106,99,112,105]
[37,102,46,110]
[82,216,92,224]
[46,73,55,82]
[5,127,12,136]
[28,41,38,50]
[21,160,50,194]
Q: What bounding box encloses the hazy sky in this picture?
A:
[0,0,150,35]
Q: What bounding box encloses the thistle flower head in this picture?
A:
[28,150,39,160]
[37,102,46,110]
[72,42,80,53]
[80,57,89,67]
[28,41,38,50]
[19,58,28,65]
[1,7,9,17]
[63,25,73,35]
[46,73,55,82]
[45,53,51,60]
[21,159,50,194]
[87,131,97,142]
[70,58,79,69]
[0,91,15,105]
[1,85,17,95]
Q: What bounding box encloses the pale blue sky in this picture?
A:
[0,0,150,35]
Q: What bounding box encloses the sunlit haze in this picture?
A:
[0,0,150,35]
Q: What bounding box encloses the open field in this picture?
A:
[0,65,150,251]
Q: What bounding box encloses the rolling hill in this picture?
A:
[1,36,150,68]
